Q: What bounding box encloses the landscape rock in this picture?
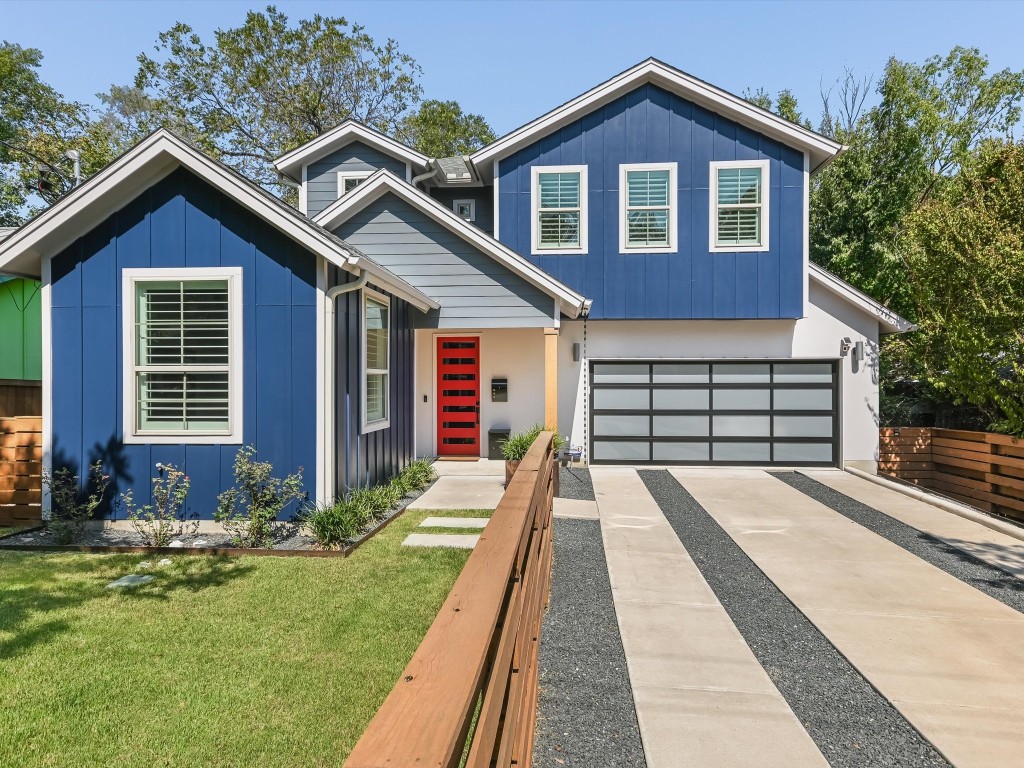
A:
[168,540,185,548]
[106,574,155,589]
[157,558,172,566]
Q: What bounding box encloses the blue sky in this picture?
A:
[3,0,1022,135]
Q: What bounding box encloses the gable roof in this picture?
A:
[0,130,438,312]
[471,58,845,177]
[312,169,591,318]
[809,263,914,334]
[274,120,430,182]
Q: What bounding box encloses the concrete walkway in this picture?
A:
[591,468,828,768]
[409,460,505,511]
[673,468,1024,768]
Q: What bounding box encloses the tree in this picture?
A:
[902,140,1024,434]
[742,87,810,127]
[401,99,495,157]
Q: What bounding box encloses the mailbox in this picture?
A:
[488,428,511,460]
[491,378,508,402]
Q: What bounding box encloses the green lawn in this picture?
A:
[0,509,486,767]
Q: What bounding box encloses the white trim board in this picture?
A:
[808,263,915,334]
[313,168,592,318]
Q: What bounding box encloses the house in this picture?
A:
[0,58,910,519]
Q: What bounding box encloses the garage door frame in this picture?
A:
[588,359,841,467]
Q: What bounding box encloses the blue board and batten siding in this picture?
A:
[496,83,806,320]
[306,141,408,219]
[49,168,317,519]
[329,267,416,492]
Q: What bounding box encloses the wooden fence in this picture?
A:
[880,427,1024,523]
[345,432,555,768]
[0,416,42,526]
[0,379,41,419]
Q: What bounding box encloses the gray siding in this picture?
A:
[332,193,553,328]
[306,141,408,218]
[427,187,494,236]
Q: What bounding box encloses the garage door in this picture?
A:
[589,361,838,466]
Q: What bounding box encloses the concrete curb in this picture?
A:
[842,466,1024,544]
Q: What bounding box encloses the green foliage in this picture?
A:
[121,464,193,547]
[742,87,811,128]
[901,140,1024,434]
[500,425,566,461]
[299,499,361,549]
[215,446,304,548]
[401,99,495,157]
[42,462,110,544]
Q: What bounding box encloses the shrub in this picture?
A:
[401,459,436,490]
[122,464,194,547]
[299,499,360,550]
[215,446,304,548]
[500,425,566,461]
[42,462,110,544]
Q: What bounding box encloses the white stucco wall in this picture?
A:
[414,328,546,458]
[555,282,882,470]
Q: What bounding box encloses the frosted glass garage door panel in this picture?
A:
[773,389,833,410]
[593,441,650,461]
[713,363,771,383]
[713,389,771,410]
[773,443,834,462]
[654,442,710,461]
[593,363,649,384]
[594,388,649,410]
[774,415,833,437]
[713,415,771,437]
[653,364,710,383]
[773,363,834,383]
[653,389,710,409]
[594,415,649,436]
[713,443,771,461]
[653,415,709,436]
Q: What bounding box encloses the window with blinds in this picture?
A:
[134,279,233,434]
[363,291,390,430]
[711,161,770,251]
[621,163,677,251]
[532,166,588,252]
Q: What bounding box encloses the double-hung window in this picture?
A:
[619,163,677,253]
[362,289,391,432]
[709,160,770,252]
[337,170,372,197]
[531,165,588,254]
[123,267,243,444]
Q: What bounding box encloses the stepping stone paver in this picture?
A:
[402,533,479,549]
[107,574,155,589]
[419,516,488,529]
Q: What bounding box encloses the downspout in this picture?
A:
[324,269,369,500]
[411,165,437,189]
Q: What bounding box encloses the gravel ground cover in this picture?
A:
[557,467,596,501]
[639,469,949,768]
[533,517,646,768]
[774,472,1024,614]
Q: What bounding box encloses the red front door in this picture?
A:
[437,337,480,456]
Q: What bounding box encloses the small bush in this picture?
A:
[43,462,110,544]
[500,425,566,461]
[216,446,304,548]
[122,464,194,547]
[401,460,436,490]
[299,499,360,549]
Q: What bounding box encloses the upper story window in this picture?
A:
[453,199,475,222]
[709,160,770,252]
[338,170,372,197]
[362,289,391,433]
[531,165,588,254]
[122,267,243,444]
[619,163,677,253]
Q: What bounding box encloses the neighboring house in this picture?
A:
[0,228,41,382]
[0,58,910,519]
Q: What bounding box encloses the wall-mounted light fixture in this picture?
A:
[572,342,581,362]
[854,341,865,364]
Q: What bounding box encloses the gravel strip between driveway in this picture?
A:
[558,467,596,501]
[774,472,1024,614]
[639,469,949,768]
[533,517,646,768]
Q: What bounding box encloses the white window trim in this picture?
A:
[453,198,476,222]
[337,170,373,198]
[708,159,771,253]
[361,287,391,434]
[618,162,678,254]
[531,164,588,255]
[121,267,244,445]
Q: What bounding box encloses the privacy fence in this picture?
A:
[879,427,1024,523]
[345,432,555,768]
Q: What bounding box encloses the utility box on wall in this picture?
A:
[491,378,508,402]
[488,428,511,460]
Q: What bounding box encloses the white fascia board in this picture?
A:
[0,129,436,312]
[274,120,430,181]
[471,58,845,176]
[313,169,590,318]
[809,263,915,334]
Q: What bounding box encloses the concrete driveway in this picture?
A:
[534,467,1024,768]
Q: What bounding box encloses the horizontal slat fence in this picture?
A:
[880,427,1024,523]
[345,432,555,768]
[0,416,42,526]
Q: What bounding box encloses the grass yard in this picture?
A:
[0,509,489,767]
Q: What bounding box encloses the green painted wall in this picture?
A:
[0,277,42,380]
